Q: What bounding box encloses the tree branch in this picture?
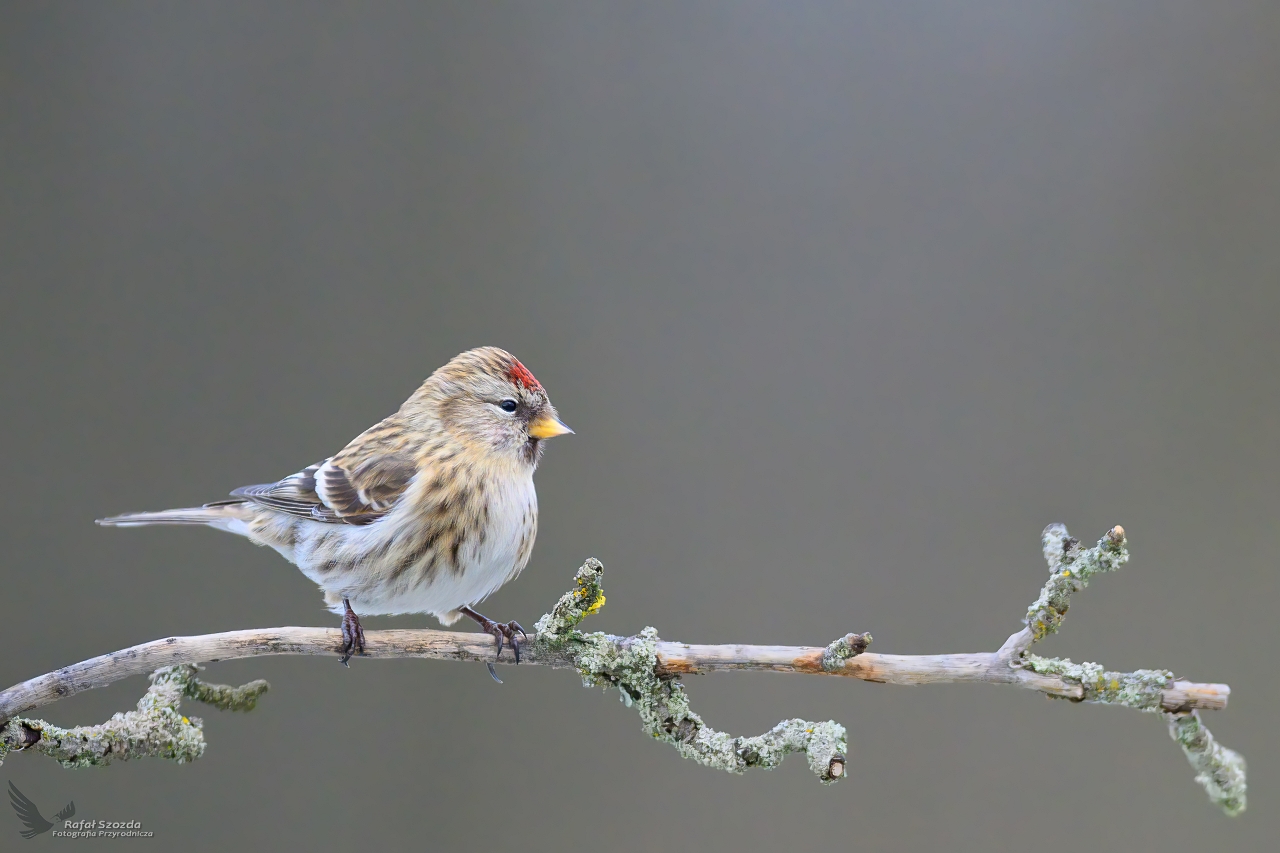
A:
[0,665,266,768]
[0,524,1245,813]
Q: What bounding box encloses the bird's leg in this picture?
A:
[459,605,527,682]
[339,598,366,666]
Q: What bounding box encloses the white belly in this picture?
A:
[285,472,538,623]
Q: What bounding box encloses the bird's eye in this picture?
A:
[498,399,518,413]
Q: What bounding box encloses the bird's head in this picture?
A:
[408,346,572,467]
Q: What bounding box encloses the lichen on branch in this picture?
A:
[533,557,607,639]
[0,665,269,768]
[1020,655,1174,711]
[0,523,1244,812]
[822,632,872,672]
[1005,524,1245,814]
[182,672,270,712]
[1024,523,1128,642]
[536,563,848,783]
[1167,710,1247,816]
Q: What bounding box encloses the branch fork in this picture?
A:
[0,524,1245,814]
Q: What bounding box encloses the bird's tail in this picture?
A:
[96,501,247,528]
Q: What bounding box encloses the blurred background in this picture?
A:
[2,3,1277,850]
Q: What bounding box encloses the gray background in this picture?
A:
[2,3,1276,850]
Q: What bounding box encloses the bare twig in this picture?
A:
[0,524,1245,813]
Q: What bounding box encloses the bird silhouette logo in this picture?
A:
[8,782,75,839]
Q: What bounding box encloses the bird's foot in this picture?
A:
[459,606,527,683]
[339,598,366,666]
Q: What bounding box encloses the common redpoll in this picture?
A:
[98,346,573,669]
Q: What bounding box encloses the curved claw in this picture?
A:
[338,598,366,666]
[459,607,528,678]
[501,620,527,664]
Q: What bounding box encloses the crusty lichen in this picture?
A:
[822,632,872,672]
[0,665,268,768]
[534,557,606,642]
[183,674,270,712]
[536,560,849,784]
[1022,654,1172,711]
[1167,711,1246,816]
[0,531,1245,813]
[1017,524,1245,816]
[1024,524,1128,642]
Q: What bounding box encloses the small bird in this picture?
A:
[98,346,572,671]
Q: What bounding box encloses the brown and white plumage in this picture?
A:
[98,347,572,635]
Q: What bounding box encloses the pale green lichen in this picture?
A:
[1,532,1244,811]
[1024,524,1128,642]
[1022,654,1172,711]
[1167,711,1246,816]
[535,560,849,784]
[821,632,872,672]
[534,557,606,642]
[183,674,270,712]
[1017,524,1246,816]
[583,628,847,782]
[0,665,269,768]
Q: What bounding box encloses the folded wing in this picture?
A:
[231,419,417,525]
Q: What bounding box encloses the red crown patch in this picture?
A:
[507,358,542,390]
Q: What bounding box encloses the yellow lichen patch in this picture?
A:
[585,593,606,615]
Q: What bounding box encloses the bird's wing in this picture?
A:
[7,782,48,833]
[230,420,417,526]
[54,802,75,822]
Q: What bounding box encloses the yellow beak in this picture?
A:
[528,413,574,440]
